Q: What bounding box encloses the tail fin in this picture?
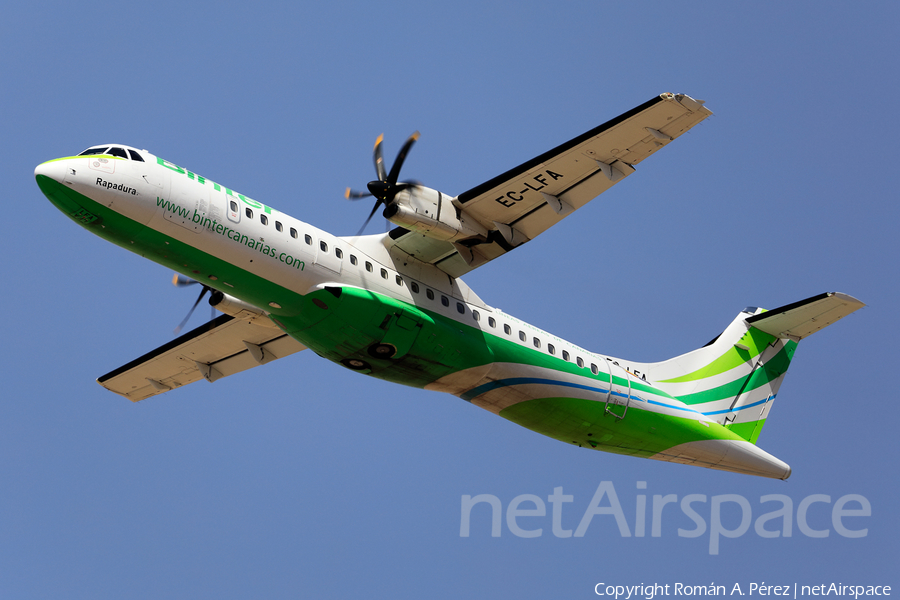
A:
[647,292,864,444]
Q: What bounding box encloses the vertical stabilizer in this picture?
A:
[646,293,864,444]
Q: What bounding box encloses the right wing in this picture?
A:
[98,311,306,402]
[386,93,712,277]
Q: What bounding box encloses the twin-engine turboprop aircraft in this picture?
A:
[35,93,864,479]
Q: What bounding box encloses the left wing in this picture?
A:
[387,93,712,277]
[98,311,306,402]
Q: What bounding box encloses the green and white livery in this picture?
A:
[34,93,863,480]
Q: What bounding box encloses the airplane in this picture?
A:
[34,93,864,480]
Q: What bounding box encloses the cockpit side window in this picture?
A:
[78,146,111,156]
[127,149,144,162]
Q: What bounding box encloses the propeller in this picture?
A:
[345,131,420,235]
[172,274,214,334]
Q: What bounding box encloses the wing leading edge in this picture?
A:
[386,93,713,277]
[98,312,307,402]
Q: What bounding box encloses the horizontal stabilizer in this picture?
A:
[746,292,865,341]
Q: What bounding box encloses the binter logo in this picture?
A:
[156,156,275,215]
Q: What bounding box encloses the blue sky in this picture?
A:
[3,1,898,597]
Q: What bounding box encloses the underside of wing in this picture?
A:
[98,311,307,402]
[387,93,712,277]
[746,292,866,341]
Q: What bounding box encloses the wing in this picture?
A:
[98,312,307,402]
[387,93,713,277]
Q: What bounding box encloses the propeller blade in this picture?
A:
[387,131,419,185]
[172,273,199,288]
[174,286,209,334]
[373,133,386,182]
[347,131,422,235]
[345,187,373,200]
[355,201,382,236]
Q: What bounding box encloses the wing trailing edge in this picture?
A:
[98,312,306,402]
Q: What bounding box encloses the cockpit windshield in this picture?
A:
[78,146,110,156]
[77,145,145,162]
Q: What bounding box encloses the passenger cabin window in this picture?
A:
[518,331,526,342]
[533,338,541,349]
[504,324,511,335]
[562,350,570,361]
[591,363,599,375]
[473,310,480,322]
[290,227,298,239]
[230,200,238,212]
[350,255,358,266]
[426,289,434,300]
[441,295,449,307]
[548,344,556,355]
[245,207,253,219]
[577,357,585,368]
[365,262,373,273]
[396,275,403,286]
[320,241,328,252]
[488,317,496,328]
[457,302,465,314]
[260,214,268,226]
[305,234,312,245]
[335,248,343,259]
[380,268,388,279]
[275,221,283,232]
[411,282,419,293]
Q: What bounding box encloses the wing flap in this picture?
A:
[97,312,307,402]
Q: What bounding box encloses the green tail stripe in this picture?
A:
[675,341,797,405]
[659,326,776,384]
[725,419,767,444]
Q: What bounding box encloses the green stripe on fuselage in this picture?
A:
[500,396,747,457]
[36,176,695,442]
[725,419,766,444]
[36,175,304,318]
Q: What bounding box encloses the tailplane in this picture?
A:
[646,293,864,443]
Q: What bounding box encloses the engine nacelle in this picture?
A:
[384,186,488,243]
[209,290,274,324]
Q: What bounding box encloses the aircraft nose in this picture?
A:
[34,158,67,183]
[35,157,92,219]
